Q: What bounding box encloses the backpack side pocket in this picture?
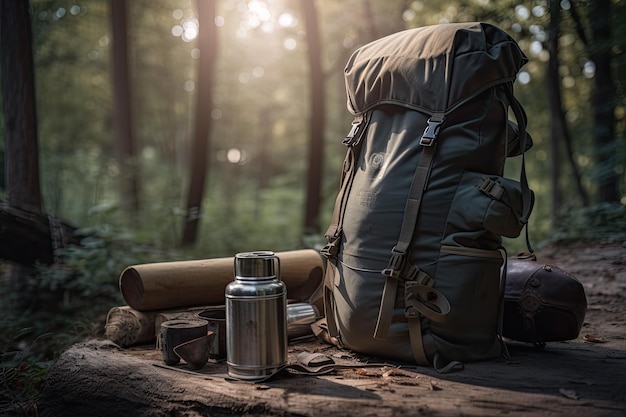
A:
[443,171,525,249]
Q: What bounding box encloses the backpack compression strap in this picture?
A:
[322,113,370,260]
[321,113,370,345]
[380,112,445,279]
[374,112,448,367]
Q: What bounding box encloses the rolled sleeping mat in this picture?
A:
[119,249,325,311]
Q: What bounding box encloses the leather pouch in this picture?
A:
[503,254,587,344]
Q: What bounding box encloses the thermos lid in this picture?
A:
[234,251,277,278]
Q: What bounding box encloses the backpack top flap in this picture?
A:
[344,22,528,115]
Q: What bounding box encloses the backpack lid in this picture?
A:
[344,22,528,115]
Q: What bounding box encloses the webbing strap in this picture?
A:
[404,280,450,366]
[496,248,511,360]
[407,314,429,365]
[440,245,504,259]
[381,112,445,278]
[433,352,464,374]
[323,263,340,339]
[323,114,369,258]
[374,267,433,339]
[376,112,444,366]
[504,85,535,253]
[404,283,450,323]
[373,276,398,340]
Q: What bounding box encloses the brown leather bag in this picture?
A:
[503,254,587,345]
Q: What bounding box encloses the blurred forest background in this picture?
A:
[1,0,625,414]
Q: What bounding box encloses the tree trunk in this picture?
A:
[589,0,618,202]
[111,0,141,216]
[546,0,590,226]
[301,0,326,235]
[181,0,218,246]
[1,0,42,212]
[547,0,563,223]
[1,0,45,308]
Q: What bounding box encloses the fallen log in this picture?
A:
[0,199,78,265]
[39,337,626,417]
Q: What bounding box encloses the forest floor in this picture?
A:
[39,239,626,417]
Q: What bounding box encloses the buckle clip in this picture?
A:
[381,248,406,278]
[343,115,365,147]
[420,118,444,146]
[477,177,505,200]
[321,243,339,259]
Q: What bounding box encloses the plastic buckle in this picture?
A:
[342,116,364,147]
[404,305,419,319]
[419,118,444,146]
[405,267,433,287]
[477,178,505,200]
[404,282,423,319]
[320,243,339,258]
[381,249,406,278]
[403,264,419,281]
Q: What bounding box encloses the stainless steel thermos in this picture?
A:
[226,251,287,381]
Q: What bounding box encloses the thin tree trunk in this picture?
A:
[1,0,42,212]
[181,0,217,245]
[547,0,563,222]
[589,0,618,202]
[1,0,44,308]
[111,0,141,215]
[301,0,325,235]
[547,0,590,223]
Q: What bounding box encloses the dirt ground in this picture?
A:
[533,239,626,347]
[39,239,626,417]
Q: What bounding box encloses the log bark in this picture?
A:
[0,200,78,265]
[119,249,325,311]
[39,336,626,417]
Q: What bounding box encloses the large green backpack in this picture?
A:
[321,22,534,372]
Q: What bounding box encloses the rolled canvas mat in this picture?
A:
[119,249,325,311]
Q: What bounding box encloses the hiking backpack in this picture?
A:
[320,22,534,372]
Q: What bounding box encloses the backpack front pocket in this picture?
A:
[443,171,525,249]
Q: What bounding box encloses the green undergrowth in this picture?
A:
[0,226,180,416]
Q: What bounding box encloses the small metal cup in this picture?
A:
[159,319,209,366]
[195,308,227,358]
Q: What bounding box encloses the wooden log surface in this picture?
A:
[39,335,626,417]
[119,249,325,311]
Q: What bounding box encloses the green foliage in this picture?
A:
[0,228,175,349]
[552,202,626,242]
[0,329,53,417]
[0,227,180,415]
